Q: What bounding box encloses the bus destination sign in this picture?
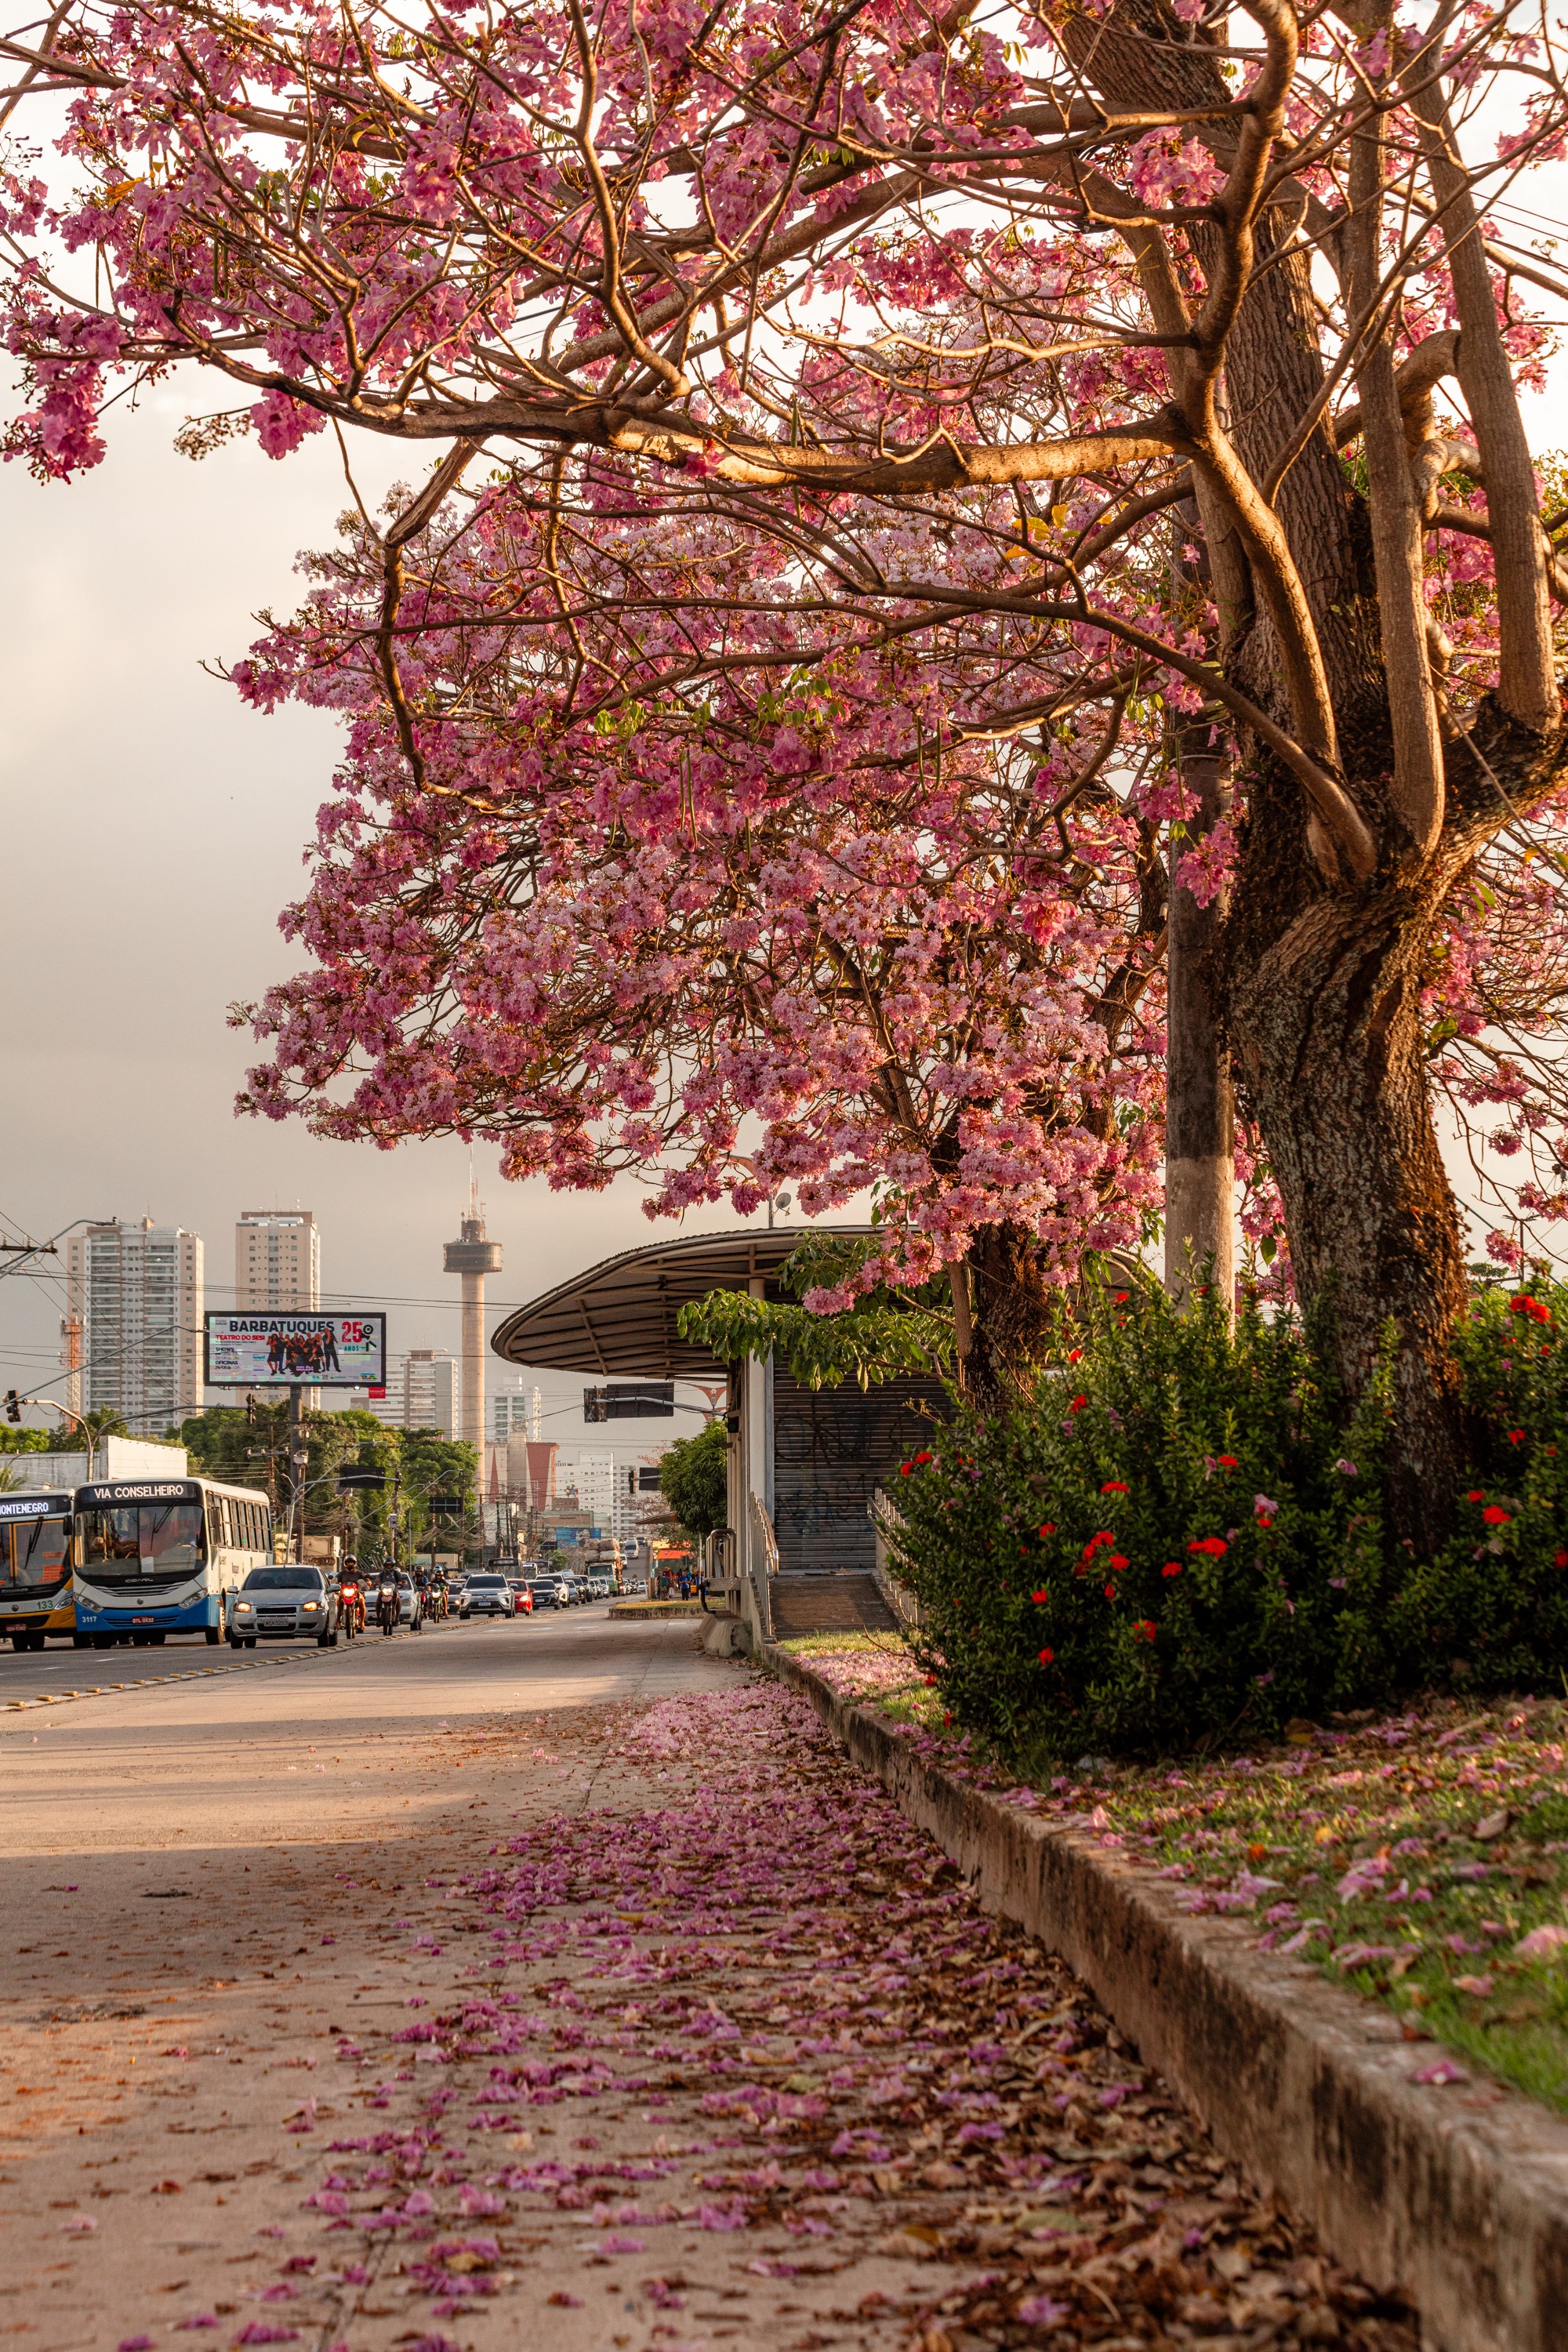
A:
[203,1312,387,1391]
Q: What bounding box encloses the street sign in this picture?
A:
[204,1312,387,1390]
[336,1468,386,1492]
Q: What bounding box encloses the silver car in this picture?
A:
[459,1573,513,1618]
[228,1564,339,1649]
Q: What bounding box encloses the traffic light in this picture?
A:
[245,1395,257,1425]
[3,1389,20,1424]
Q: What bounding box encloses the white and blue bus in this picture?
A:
[73,1476,273,1648]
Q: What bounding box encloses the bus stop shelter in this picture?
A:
[490,1228,945,1636]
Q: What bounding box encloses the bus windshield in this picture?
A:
[4,1515,68,1588]
[78,1503,205,1575]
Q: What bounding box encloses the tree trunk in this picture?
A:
[1166,508,1236,1309]
[1221,790,1469,1551]
[960,1220,1065,1406]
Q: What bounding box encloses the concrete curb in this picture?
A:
[608,1601,710,1620]
[765,1642,1568,2352]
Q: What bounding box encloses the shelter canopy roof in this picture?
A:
[491,1226,873,1377]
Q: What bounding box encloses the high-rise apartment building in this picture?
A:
[67,1218,204,1432]
[234,1209,320,1312]
[572,1450,640,1541]
[352,1348,459,1439]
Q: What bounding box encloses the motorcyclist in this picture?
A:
[376,1560,400,1635]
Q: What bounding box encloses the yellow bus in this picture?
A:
[0,1489,78,1652]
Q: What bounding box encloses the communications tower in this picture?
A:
[444,1173,502,1451]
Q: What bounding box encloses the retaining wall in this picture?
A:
[765,1642,1568,2352]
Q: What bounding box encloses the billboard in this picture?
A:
[204,1312,387,1391]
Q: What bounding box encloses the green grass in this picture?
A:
[783,1639,1568,2118]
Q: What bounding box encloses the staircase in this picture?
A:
[768,1570,899,1635]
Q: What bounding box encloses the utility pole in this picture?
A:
[289,1385,309,1563]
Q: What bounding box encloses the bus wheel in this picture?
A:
[132,1633,151,1647]
[151,1632,166,1646]
[72,1632,91,1649]
[91,1634,114,1650]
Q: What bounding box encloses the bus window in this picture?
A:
[6,1516,68,1587]
[79,1503,204,1573]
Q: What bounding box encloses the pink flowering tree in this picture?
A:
[228,487,1171,1396]
[5,0,1568,1533]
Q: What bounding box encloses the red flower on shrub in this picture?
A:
[1189,1536,1227,1556]
[1113,1291,1129,1304]
[899,1461,913,1476]
[1483,1505,1512,1526]
[1030,1588,1049,1603]
[1103,1582,1117,1600]
[1507,1428,1526,1445]
[1080,1530,1115,1561]
[1067,1348,1083,1363]
[1109,1553,1128,1570]
[1133,1620,1156,1642]
[1161,1561,1183,1577]
[1556,1552,1567,1568]
[1511,1294,1551,1323]
[1037,1521,1056,1537]
[1466,1490,1485,1503]
[1038,1648,1055,1665]
[1215,1454,1239,1469]
[1102,1479,1129,1494]
[924,1674,938,1686]
[1068,1394,1087,1413]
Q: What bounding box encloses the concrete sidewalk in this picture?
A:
[1,1617,1417,2352]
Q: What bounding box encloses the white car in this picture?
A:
[460,1573,514,1619]
[229,1565,339,1648]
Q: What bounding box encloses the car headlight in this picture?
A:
[301,1601,320,1613]
[234,1602,255,1614]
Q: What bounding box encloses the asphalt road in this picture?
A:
[0,1599,599,1705]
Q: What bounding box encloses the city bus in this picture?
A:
[0,1490,77,1652]
[73,1476,273,1648]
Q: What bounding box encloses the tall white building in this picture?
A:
[572,1450,641,1541]
[492,1376,532,1446]
[234,1209,320,1311]
[67,1218,204,1432]
[353,1348,459,1439]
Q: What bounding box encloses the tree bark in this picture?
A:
[1222,822,1468,1549]
[1166,505,1236,1308]
[1165,735,1236,1309]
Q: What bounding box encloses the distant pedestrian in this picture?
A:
[699,1573,710,1612]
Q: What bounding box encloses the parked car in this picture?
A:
[587,1573,612,1600]
[460,1573,514,1619]
[228,1565,340,1648]
[524,1577,558,1610]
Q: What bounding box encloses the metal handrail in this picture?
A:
[748,1491,780,1577]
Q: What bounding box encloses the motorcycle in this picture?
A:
[338,1576,363,1640]
[376,1573,401,1635]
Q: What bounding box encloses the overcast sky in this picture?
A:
[0,381,745,1452]
[1,311,1564,1450]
